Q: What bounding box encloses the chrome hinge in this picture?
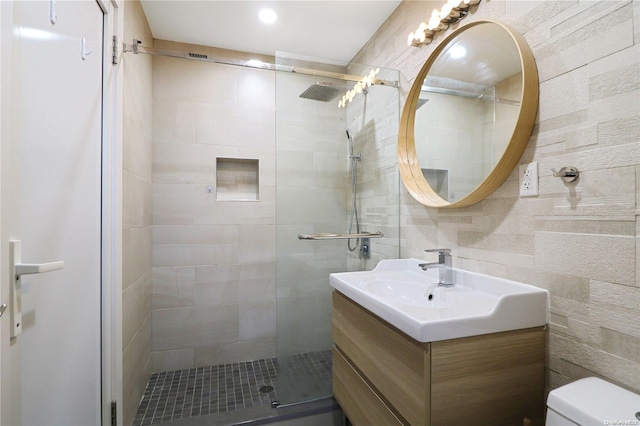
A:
[112,35,119,65]
[111,401,117,426]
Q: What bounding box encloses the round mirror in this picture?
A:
[398,21,538,208]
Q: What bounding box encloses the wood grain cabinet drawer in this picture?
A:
[332,290,546,426]
[332,291,430,425]
[333,346,404,426]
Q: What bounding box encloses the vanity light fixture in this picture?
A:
[338,68,380,108]
[407,0,481,47]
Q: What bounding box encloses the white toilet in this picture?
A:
[546,377,640,425]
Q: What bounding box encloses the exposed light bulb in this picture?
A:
[338,67,381,108]
[440,3,452,19]
[428,16,441,30]
[408,32,416,46]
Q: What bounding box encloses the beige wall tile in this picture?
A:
[151,348,195,372]
[152,267,195,309]
[153,143,217,184]
[153,243,238,268]
[598,115,640,148]
[123,272,152,348]
[237,225,276,264]
[194,187,276,225]
[153,184,194,225]
[152,306,239,351]
[239,301,277,341]
[238,262,277,303]
[152,56,219,104]
[194,339,276,366]
[123,171,152,229]
[152,100,177,144]
[534,3,634,82]
[194,264,239,307]
[536,232,635,286]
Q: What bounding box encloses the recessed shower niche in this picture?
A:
[215,157,259,201]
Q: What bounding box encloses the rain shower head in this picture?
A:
[299,82,343,102]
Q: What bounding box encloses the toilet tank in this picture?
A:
[546,377,640,425]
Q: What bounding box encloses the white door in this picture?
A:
[0,1,103,424]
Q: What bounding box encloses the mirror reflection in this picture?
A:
[414,23,523,202]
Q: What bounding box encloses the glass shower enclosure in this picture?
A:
[273,53,400,406]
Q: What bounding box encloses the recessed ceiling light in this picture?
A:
[258,8,277,25]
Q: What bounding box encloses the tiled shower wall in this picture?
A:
[122,1,153,425]
[352,0,640,393]
[149,47,351,371]
[151,52,278,371]
[345,69,402,272]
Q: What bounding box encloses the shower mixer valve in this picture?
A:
[360,237,370,259]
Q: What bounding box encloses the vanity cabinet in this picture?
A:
[332,291,545,426]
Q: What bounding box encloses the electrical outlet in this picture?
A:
[519,162,538,197]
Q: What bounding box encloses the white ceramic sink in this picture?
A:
[330,258,548,342]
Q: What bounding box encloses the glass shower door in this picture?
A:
[274,60,347,405]
[274,54,400,406]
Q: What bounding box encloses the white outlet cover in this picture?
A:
[519,162,539,197]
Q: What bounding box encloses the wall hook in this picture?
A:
[81,37,93,61]
[551,166,579,183]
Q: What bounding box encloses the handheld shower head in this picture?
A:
[346,129,360,161]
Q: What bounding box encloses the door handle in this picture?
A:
[16,261,64,277]
[9,240,64,337]
[0,304,6,318]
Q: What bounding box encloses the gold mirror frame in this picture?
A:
[398,20,539,208]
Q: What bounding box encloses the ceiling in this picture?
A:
[140,1,402,64]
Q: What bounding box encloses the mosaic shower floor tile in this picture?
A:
[133,350,332,426]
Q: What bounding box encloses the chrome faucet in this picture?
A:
[419,249,453,287]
